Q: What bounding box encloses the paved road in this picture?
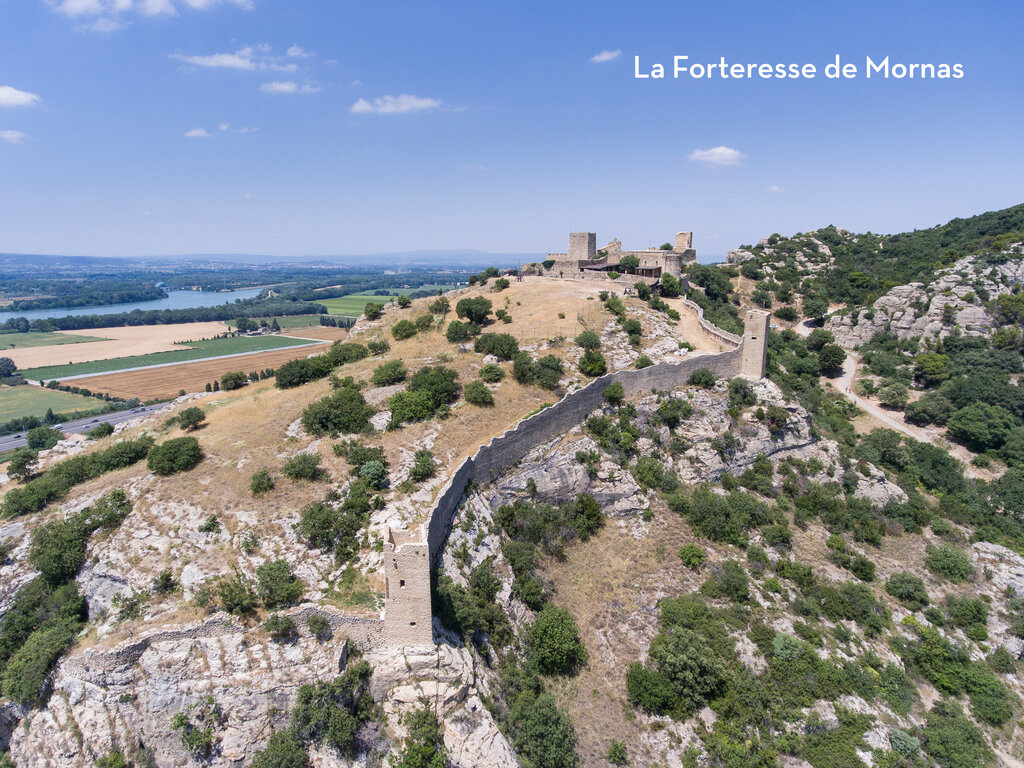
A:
[0,403,165,453]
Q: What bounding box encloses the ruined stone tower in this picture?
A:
[741,309,770,379]
[382,526,433,647]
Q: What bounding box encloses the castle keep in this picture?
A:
[525,230,698,281]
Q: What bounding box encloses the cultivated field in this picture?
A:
[21,333,317,381]
[62,341,340,401]
[4,322,230,370]
[317,294,393,316]
[0,331,109,350]
[0,385,100,422]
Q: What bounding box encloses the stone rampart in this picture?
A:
[680,297,743,348]
[426,347,743,561]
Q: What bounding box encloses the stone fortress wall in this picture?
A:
[383,309,770,646]
[525,230,698,281]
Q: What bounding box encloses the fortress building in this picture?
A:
[523,230,698,283]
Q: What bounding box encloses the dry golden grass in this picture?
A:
[4,322,233,369]
[541,503,721,766]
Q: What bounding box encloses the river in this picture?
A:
[0,288,265,325]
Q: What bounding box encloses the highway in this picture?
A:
[0,403,166,453]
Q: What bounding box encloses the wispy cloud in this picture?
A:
[765,185,784,193]
[286,44,312,58]
[51,0,251,19]
[0,130,29,144]
[78,16,126,31]
[350,94,442,115]
[260,81,320,94]
[688,146,744,166]
[184,127,211,138]
[172,46,297,72]
[590,49,621,64]
[0,86,42,108]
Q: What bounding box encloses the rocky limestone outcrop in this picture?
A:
[826,252,1024,349]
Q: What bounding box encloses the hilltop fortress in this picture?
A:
[522,230,698,282]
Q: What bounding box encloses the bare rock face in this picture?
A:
[726,248,757,264]
[826,253,1024,349]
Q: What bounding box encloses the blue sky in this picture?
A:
[1,0,1021,260]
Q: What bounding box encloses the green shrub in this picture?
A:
[455,296,493,324]
[575,329,600,350]
[95,751,130,768]
[220,370,248,391]
[216,572,258,616]
[578,349,607,377]
[603,382,625,406]
[29,518,88,585]
[527,605,588,675]
[257,560,305,609]
[290,661,374,754]
[479,363,505,382]
[702,560,750,603]
[922,700,993,768]
[301,387,373,437]
[926,544,973,583]
[250,730,308,768]
[607,740,627,766]
[391,319,417,340]
[178,406,206,431]
[262,613,298,641]
[635,355,653,369]
[1,620,79,705]
[282,453,324,481]
[307,614,331,640]
[886,571,929,610]
[171,696,221,757]
[688,368,716,388]
[197,514,220,533]
[26,426,62,451]
[147,437,203,475]
[371,359,407,386]
[474,333,519,361]
[632,456,665,489]
[410,449,436,482]
[87,421,115,439]
[395,702,450,768]
[678,543,706,569]
[359,337,388,356]
[250,468,275,497]
[358,459,389,489]
[627,627,726,718]
[464,380,495,406]
[445,320,475,343]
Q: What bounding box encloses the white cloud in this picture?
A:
[260,81,319,94]
[233,126,258,133]
[51,0,250,17]
[765,185,784,193]
[219,122,230,131]
[0,86,41,108]
[350,94,442,115]
[79,16,126,31]
[172,46,297,72]
[286,44,312,58]
[688,146,744,166]
[590,49,621,64]
[184,127,211,137]
[0,130,29,144]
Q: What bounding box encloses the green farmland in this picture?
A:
[0,386,101,422]
[20,335,322,381]
[0,331,109,350]
[318,286,457,317]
